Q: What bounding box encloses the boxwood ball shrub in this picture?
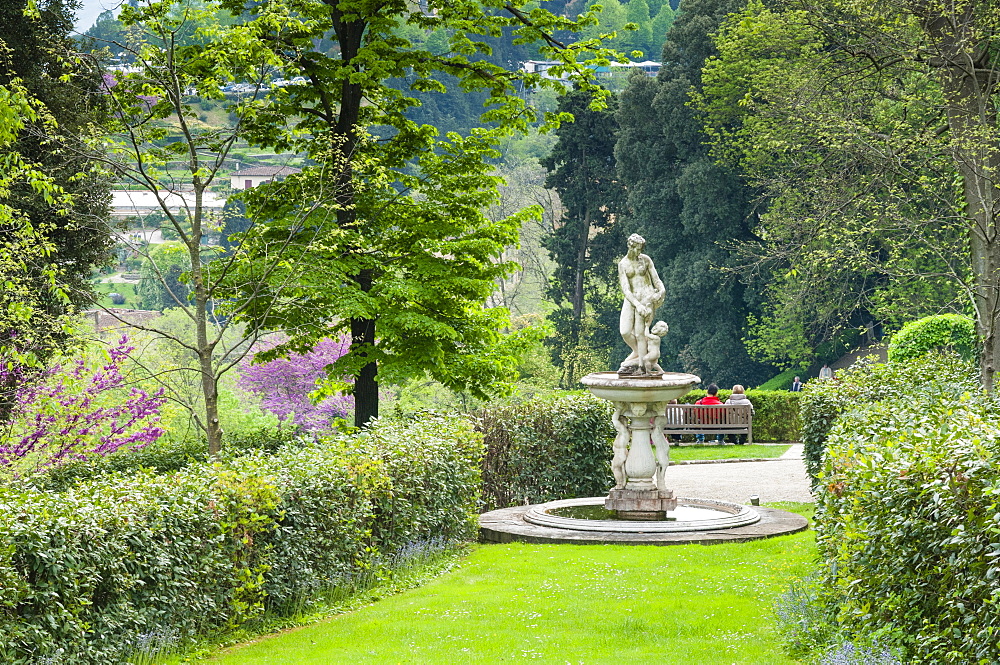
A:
[887,313,976,363]
[0,415,480,663]
[798,353,977,483]
[814,386,1000,662]
[478,393,614,511]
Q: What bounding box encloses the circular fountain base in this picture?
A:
[479,497,807,546]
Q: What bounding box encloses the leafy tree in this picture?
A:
[622,0,654,57]
[238,336,352,431]
[0,0,114,364]
[696,0,976,373]
[91,0,320,455]
[649,2,676,51]
[222,0,623,427]
[136,242,190,311]
[0,335,166,479]
[542,88,626,386]
[615,0,773,387]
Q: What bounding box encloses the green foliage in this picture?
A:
[695,0,973,370]
[542,89,626,387]
[0,416,480,662]
[0,0,114,365]
[887,313,976,364]
[136,242,190,310]
[680,389,801,442]
[478,392,614,511]
[813,371,999,662]
[798,354,978,483]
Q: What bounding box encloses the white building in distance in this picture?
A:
[110,189,228,219]
[230,165,301,190]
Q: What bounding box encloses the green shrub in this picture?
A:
[478,393,614,511]
[681,389,801,442]
[887,313,976,363]
[813,382,999,663]
[798,354,977,482]
[0,416,480,663]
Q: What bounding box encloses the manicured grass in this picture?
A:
[208,505,814,664]
[670,443,790,462]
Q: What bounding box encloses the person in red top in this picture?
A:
[695,383,724,443]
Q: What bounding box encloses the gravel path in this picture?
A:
[663,444,814,504]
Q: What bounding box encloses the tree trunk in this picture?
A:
[922,6,1000,390]
[352,268,378,427]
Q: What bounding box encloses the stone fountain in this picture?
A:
[478,234,808,545]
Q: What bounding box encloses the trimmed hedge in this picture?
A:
[814,362,996,662]
[681,389,801,442]
[798,354,976,482]
[887,313,976,363]
[478,393,614,511]
[0,415,480,663]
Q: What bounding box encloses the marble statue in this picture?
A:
[618,234,666,374]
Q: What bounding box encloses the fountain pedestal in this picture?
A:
[580,371,700,520]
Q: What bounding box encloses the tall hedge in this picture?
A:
[681,389,801,441]
[798,354,977,482]
[478,393,614,511]
[0,415,481,663]
[815,375,998,662]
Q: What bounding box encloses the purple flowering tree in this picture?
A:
[238,336,352,432]
[0,335,166,476]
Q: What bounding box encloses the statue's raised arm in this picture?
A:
[618,234,666,374]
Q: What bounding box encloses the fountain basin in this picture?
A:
[579,371,700,403]
[524,496,759,533]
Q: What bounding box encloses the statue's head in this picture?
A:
[627,233,646,251]
[651,320,669,337]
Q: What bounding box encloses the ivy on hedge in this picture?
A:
[814,363,998,662]
[0,415,481,663]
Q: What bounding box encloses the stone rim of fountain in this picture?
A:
[524,496,760,533]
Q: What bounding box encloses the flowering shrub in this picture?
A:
[0,336,165,478]
[238,336,352,431]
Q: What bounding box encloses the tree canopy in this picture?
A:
[614,0,773,387]
[696,0,992,380]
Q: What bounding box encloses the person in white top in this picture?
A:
[725,384,754,445]
[819,364,833,380]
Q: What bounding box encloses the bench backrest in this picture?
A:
[663,404,752,427]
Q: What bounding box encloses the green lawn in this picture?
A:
[207,504,814,664]
[90,279,140,309]
[670,444,790,462]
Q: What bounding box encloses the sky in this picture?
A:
[73,0,119,33]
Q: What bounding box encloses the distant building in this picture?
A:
[521,60,661,82]
[230,165,301,190]
[110,189,227,219]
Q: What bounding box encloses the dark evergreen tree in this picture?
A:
[1,0,113,358]
[615,0,773,387]
[542,89,626,387]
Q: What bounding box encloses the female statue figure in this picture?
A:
[618,234,665,374]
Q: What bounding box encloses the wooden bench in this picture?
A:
[660,404,753,444]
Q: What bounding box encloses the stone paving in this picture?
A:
[662,444,814,505]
